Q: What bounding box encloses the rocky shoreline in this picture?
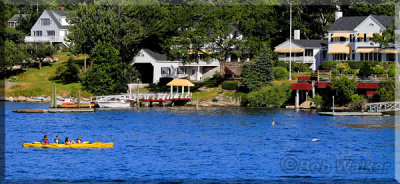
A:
[1,95,91,103]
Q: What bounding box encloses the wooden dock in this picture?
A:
[13,109,95,113]
[318,112,382,116]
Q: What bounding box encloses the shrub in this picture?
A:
[221,81,238,90]
[376,78,395,102]
[275,60,289,69]
[358,62,373,79]
[320,61,340,70]
[244,83,292,107]
[293,63,309,72]
[350,94,365,108]
[330,76,358,105]
[273,67,288,80]
[312,94,324,108]
[373,66,385,74]
[347,61,379,69]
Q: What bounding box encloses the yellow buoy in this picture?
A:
[272,118,275,125]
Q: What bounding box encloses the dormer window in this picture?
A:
[41,18,50,25]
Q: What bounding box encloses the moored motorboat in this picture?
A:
[56,98,95,108]
[97,100,132,108]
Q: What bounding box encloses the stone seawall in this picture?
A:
[1,95,90,102]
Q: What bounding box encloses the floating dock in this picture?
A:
[318,112,382,116]
[13,109,95,113]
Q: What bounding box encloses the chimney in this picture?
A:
[335,11,343,20]
[335,5,342,20]
[59,7,64,11]
[294,30,300,40]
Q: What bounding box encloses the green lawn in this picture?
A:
[5,52,92,97]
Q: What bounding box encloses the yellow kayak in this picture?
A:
[22,142,113,149]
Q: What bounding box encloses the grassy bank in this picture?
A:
[5,52,92,98]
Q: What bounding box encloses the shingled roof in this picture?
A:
[292,39,328,48]
[328,15,394,31]
[46,10,68,29]
[144,49,180,61]
[8,14,29,22]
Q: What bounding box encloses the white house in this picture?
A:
[327,13,396,62]
[274,30,328,71]
[132,49,220,84]
[24,7,69,47]
[274,13,397,71]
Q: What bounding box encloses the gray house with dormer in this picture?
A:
[24,8,69,47]
[327,14,396,62]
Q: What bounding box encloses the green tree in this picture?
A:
[358,62,373,79]
[26,43,57,70]
[60,57,81,84]
[330,76,358,105]
[376,78,395,102]
[2,40,28,71]
[166,6,246,76]
[372,27,395,48]
[241,48,274,91]
[82,42,139,95]
[5,27,25,43]
[342,1,396,16]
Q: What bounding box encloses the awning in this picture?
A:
[188,49,213,55]
[380,49,399,54]
[331,33,350,39]
[355,48,380,53]
[166,79,195,87]
[357,33,365,37]
[274,47,304,53]
[366,33,374,38]
[327,45,351,54]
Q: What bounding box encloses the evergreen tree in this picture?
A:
[241,47,274,91]
[60,57,81,84]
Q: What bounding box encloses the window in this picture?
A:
[387,54,395,61]
[305,49,313,56]
[41,18,50,25]
[34,31,42,36]
[177,67,186,74]
[161,67,170,75]
[191,70,195,75]
[360,53,364,60]
[47,30,55,36]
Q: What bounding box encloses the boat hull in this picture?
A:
[97,102,131,108]
[23,142,113,149]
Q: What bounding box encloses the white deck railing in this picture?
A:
[91,93,192,102]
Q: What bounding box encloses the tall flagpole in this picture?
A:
[289,1,292,80]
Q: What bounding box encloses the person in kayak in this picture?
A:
[64,137,76,145]
[41,135,49,144]
[76,136,82,143]
[54,136,63,144]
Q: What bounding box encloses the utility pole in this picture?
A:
[289,1,292,80]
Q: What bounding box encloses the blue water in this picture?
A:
[4,102,395,181]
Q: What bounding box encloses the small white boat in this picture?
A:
[97,100,131,108]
